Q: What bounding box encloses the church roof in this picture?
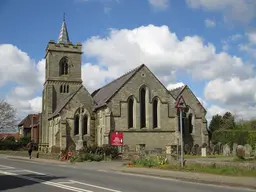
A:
[169,85,187,99]
[48,86,82,119]
[92,64,144,109]
[58,16,70,44]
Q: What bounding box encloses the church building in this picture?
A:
[38,19,209,153]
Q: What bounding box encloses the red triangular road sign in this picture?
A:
[175,95,186,109]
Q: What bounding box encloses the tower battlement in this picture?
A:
[45,40,83,57]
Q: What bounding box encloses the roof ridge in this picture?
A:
[95,64,143,91]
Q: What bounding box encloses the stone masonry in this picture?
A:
[38,18,209,153]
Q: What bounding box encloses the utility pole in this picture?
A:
[175,95,187,168]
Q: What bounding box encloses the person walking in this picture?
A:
[27,140,34,159]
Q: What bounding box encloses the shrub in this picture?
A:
[0,139,22,150]
[83,145,120,160]
[132,154,168,168]
[212,130,256,147]
[70,145,120,162]
[19,136,30,147]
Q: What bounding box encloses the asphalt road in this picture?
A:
[0,157,253,192]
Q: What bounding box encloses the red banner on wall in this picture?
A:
[110,132,123,146]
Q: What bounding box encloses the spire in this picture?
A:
[58,13,70,44]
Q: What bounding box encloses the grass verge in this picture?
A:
[125,163,256,177]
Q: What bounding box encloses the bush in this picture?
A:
[0,136,32,151]
[19,136,30,147]
[131,154,168,168]
[83,145,120,160]
[0,138,22,150]
[70,145,120,163]
[212,130,256,147]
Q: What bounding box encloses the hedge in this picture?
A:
[212,130,256,147]
[0,136,30,150]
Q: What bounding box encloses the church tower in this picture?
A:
[39,17,83,150]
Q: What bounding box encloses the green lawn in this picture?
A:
[184,154,229,159]
[159,163,256,177]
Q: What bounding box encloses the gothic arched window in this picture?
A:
[66,85,69,93]
[74,114,79,135]
[60,85,63,93]
[140,87,146,128]
[128,97,134,128]
[188,113,193,134]
[83,114,88,135]
[59,57,68,76]
[152,98,158,128]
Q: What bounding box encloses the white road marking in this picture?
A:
[70,180,123,192]
[0,165,15,169]
[22,170,47,175]
[0,170,93,192]
[58,181,77,184]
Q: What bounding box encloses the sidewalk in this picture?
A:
[112,167,256,190]
[0,154,71,165]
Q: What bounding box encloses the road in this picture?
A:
[0,156,253,192]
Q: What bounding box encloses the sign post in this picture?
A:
[175,95,187,168]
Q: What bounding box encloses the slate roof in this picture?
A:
[169,85,207,112]
[169,85,186,99]
[18,114,41,128]
[48,85,82,119]
[92,64,144,109]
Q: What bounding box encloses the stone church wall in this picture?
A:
[106,65,178,149]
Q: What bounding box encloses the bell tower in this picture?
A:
[39,16,83,150]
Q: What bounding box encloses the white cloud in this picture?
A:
[167,82,185,90]
[148,0,169,10]
[186,0,256,24]
[247,32,256,44]
[205,77,256,105]
[204,19,216,28]
[204,77,256,120]
[0,44,44,119]
[206,105,227,121]
[230,34,243,41]
[239,31,256,58]
[84,25,254,86]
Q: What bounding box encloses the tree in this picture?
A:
[209,114,223,132]
[0,100,17,131]
[222,112,235,130]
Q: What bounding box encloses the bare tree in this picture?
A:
[0,99,17,131]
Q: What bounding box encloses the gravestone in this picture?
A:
[232,143,238,156]
[244,144,252,157]
[236,145,245,158]
[223,144,231,156]
[201,148,206,157]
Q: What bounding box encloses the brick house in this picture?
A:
[18,113,41,143]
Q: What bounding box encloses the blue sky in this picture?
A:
[1,0,256,123]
